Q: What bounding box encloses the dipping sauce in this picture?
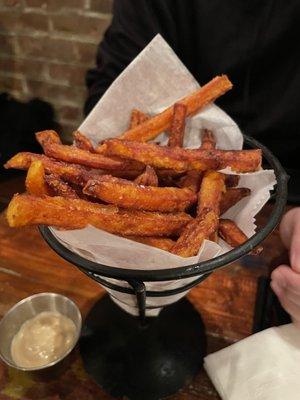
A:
[11,311,76,368]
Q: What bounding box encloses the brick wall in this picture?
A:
[0,0,112,141]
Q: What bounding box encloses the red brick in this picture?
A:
[25,0,85,10]
[90,0,113,13]
[48,63,86,86]
[0,74,24,92]
[0,57,15,74]
[18,36,77,63]
[51,14,110,39]
[74,41,98,65]
[26,79,87,103]
[0,57,47,80]
[0,11,48,32]
[0,11,19,32]
[17,58,46,78]
[3,0,22,6]
[0,34,19,56]
[57,104,83,121]
[20,12,49,31]
[18,35,45,58]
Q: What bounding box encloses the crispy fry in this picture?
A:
[45,174,79,199]
[134,166,158,186]
[220,187,251,215]
[104,139,262,173]
[129,109,149,128]
[7,194,191,236]
[73,131,95,152]
[83,175,196,212]
[171,209,218,257]
[219,219,262,254]
[37,137,144,171]
[118,75,232,142]
[178,171,202,192]
[36,130,61,147]
[197,171,226,215]
[168,103,187,147]
[200,129,216,149]
[124,236,175,251]
[25,161,49,196]
[225,174,240,188]
[4,152,105,186]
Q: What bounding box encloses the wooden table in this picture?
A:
[0,176,287,400]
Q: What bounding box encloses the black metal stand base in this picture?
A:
[79,295,206,400]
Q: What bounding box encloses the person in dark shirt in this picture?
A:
[85,0,300,323]
[85,0,299,181]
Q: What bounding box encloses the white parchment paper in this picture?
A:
[50,35,276,316]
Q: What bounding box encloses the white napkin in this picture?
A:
[204,323,300,400]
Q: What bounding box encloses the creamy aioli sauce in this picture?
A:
[11,311,76,368]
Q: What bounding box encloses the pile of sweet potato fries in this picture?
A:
[4,75,262,257]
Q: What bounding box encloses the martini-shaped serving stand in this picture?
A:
[40,136,288,400]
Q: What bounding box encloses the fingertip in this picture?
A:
[271,264,290,285]
[270,279,283,297]
[290,249,300,273]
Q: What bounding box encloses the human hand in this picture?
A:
[271,208,300,325]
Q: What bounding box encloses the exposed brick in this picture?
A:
[18,35,45,58]
[51,13,110,39]
[18,36,77,63]
[0,34,19,56]
[3,0,22,6]
[56,104,83,121]
[0,57,15,74]
[74,41,97,65]
[0,57,47,80]
[48,63,87,86]
[26,79,87,103]
[0,74,24,92]
[25,0,85,10]
[90,0,113,14]
[20,12,49,32]
[0,11,19,32]
[1,1,110,146]
[0,11,48,33]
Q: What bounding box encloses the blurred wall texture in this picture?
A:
[0,0,112,140]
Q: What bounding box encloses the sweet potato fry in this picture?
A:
[200,129,216,149]
[129,109,149,128]
[36,130,61,147]
[168,103,187,147]
[83,175,197,212]
[171,209,218,257]
[45,174,79,199]
[124,236,175,252]
[4,152,104,186]
[7,194,191,236]
[225,174,240,188]
[134,166,158,186]
[220,187,251,215]
[118,75,232,142]
[38,138,144,171]
[219,219,262,254]
[104,139,262,173]
[25,161,49,196]
[197,171,226,216]
[178,171,202,193]
[73,131,95,152]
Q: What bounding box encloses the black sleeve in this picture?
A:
[84,0,176,115]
